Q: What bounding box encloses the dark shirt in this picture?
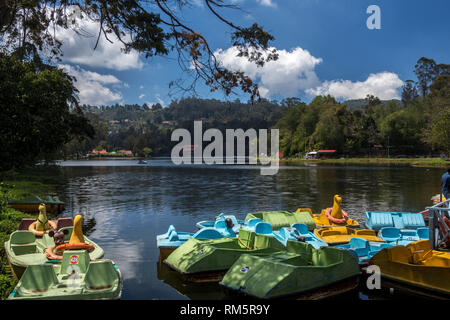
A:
[442,172,450,198]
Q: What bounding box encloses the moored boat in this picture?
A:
[378,227,429,246]
[314,226,384,245]
[220,241,360,299]
[365,211,425,231]
[8,195,65,214]
[196,213,244,233]
[245,210,316,231]
[369,239,450,296]
[8,249,122,300]
[164,228,286,282]
[5,214,104,279]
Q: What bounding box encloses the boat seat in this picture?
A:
[168,231,180,241]
[157,225,176,240]
[255,222,273,235]
[417,227,429,239]
[246,218,263,228]
[194,228,224,239]
[18,218,36,231]
[321,230,341,237]
[348,237,369,249]
[10,231,38,255]
[56,217,73,230]
[380,227,401,242]
[402,213,425,229]
[291,223,309,235]
[356,230,375,236]
[369,212,393,230]
[85,261,118,290]
[19,264,58,293]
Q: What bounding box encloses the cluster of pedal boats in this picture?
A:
[157,195,450,299]
[4,204,122,300]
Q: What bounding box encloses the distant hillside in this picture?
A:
[344,99,403,111]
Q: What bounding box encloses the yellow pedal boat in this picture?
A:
[370,239,450,295]
[297,195,359,228]
[314,226,384,245]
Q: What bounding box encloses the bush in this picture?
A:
[0,208,31,222]
[0,220,18,234]
[0,274,16,300]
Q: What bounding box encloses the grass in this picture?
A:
[0,166,60,299]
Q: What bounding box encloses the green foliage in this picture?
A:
[0,274,16,300]
[0,220,19,234]
[0,53,94,171]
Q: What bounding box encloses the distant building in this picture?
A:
[91,149,109,155]
[118,149,133,156]
[306,150,337,159]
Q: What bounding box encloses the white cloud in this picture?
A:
[215,46,322,98]
[307,72,404,100]
[139,85,145,90]
[139,94,146,99]
[55,12,144,71]
[257,0,276,7]
[59,64,123,105]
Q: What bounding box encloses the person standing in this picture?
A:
[442,168,450,201]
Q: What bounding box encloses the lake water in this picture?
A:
[54,158,443,300]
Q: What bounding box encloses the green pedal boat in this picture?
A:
[164,228,286,282]
[220,241,361,299]
[5,215,104,279]
[8,249,122,300]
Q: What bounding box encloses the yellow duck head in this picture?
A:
[331,195,343,219]
[36,203,50,231]
[69,214,85,244]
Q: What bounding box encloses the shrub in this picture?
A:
[0,220,18,234]
[0,274,16,300]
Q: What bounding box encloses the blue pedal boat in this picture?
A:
[196,213,244,233]
[157,225,225,260]
[335,237,393,265]
[378,227,429,246]
[365,211,426,231]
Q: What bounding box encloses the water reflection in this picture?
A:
[54,159,443,299]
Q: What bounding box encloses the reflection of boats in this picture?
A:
[5,215,104,279]
[157,262,229,300]
[335,238,392,265]
[369,239,450,297]
[314,226,384,245]
[138,160,147,164]
[157,225,225,261]
[8,249,122,300]
[220,241,360,299]
[299,195,359,228]
[8,195,65,214]
[245,211,316,231]
[365,211,426,231]
[164,229,285,282]
[379,227,429,246]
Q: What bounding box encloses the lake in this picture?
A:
[55,158,443,299]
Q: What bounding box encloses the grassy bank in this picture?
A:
[0,167,62,299]
[279,157,450,168]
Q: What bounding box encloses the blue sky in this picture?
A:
[56,0,450,106]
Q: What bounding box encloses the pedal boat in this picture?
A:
[196,213,244,232]
[5,216,104,279]
[8,249,122,300]
[244,210,316,231]
[335,237,393,265]
[299,195,359,228]
[220,241,360,299]
[314,226,385,245]
[369,239,450,296]
[379,227,429,246]
[365,211,426,231]
[164,228,286,282]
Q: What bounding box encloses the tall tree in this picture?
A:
[414,57,437,97]
[401,80,418,106]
